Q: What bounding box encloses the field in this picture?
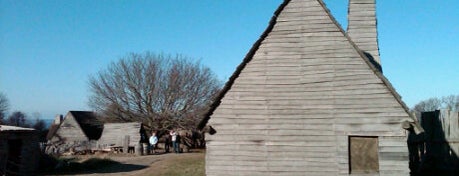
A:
[40,150,205,176]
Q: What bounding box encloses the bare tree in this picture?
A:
[32,118,46,131]
[411,97,442,120]
[412,95,459,117]
[442,95,459,111]
[31,112,47,131]
[88,52,221,131]
[0,92,8,123]
[32,114,48,142]
[413,97,442,113]
[456,95,459,110]
[6,111,29,127]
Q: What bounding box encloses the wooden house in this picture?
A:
[46,111,103,154]
[98,122,147,153]
[0,125,39,175]
[46,114,63,142]
[198,0,422,175]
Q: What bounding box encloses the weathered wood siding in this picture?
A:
[408,110,459,175]
[439,110,459,154]
[206,0,412,175]
[0,126,40,175]
[50,113,88,143]
[98,122,143,148]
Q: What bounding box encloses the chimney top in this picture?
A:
[347,0,381,69]
[54,114,63,125]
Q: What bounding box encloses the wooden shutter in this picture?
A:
[349,136,379,173]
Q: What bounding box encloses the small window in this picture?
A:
[349,136,379,174]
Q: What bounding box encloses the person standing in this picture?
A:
[149,132,158,154]
[170,130,179,153]
[164,134,170,153]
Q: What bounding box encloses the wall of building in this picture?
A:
[51,115,87,143]
[205,0,413,175]
[0,129,39,175]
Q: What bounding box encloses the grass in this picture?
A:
[142,152,205,176]
[39,151,206,176]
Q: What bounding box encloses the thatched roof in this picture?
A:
[46,123,59,140]
[70,111,103,140]
[46,111,104,141]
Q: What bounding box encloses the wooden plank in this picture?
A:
[349,136,379,174]
[205,0,413,175]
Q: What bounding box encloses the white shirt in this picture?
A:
[170,131,177,141]
[149,136,158,145]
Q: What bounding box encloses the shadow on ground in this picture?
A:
[39,158,149,175]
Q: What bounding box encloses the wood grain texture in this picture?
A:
[204,0,413,175]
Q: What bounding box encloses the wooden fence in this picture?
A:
[408,110,459,176]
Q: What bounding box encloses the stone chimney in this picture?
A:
[54,114,63,125]
[347,0,381,68]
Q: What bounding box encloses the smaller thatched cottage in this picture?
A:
[0,125,40,175]
[46,111,103,154]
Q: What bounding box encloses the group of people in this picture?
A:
[148,129,181,154]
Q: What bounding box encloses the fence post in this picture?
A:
[136,143,143,156]
[123,135,130,153]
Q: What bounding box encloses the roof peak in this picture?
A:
[198,0,416,130]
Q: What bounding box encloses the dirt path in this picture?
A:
[66,151,205,176]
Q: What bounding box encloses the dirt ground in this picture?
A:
[49,150,205,176]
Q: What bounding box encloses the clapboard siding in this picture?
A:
[98,122,143,148]
[52,114,88,142]
[203,0,415,175]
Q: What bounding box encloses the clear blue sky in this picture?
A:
[1,0,458,119]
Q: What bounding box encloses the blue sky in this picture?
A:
[1,0,458,119]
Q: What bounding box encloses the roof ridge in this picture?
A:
[198,0,418,130]
[198,0,291,129]
[69,111,103,140]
